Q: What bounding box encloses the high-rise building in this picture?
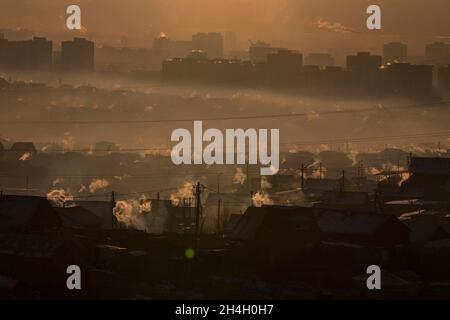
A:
[0,36,52,70]
[172,40,193,58]
[249,41,286,63]
[224,31,237,53]
[191,32,224,59]
[305,53,335,67]
[153,33,173,59]
[383,63,433,97]
[347,52,382,73]
[61,38,94,71]
[267,50,303,82]
[438,65,450,92]
[425,42,449,62]
[383,42,408,63]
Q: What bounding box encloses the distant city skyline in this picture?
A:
[1,0,450,57]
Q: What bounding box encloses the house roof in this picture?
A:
[224,214,242,232]
[305,178,342,191]
[379,185,424,199]
[0,195,61,232]
[0,233,65,259]
[10,142,37,153]
[75,200,113,229]
[401,214,448,243]
[230,205,319,241]
[409,157,450,175]
[318,191,369,206]
[317,211,402,238]
[400,210,450,237]
[54,206,103,229]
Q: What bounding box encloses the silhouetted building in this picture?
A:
[347,52,382,73]
[314,191,371,212]
[74,200,115,229]
[438,65,450,92]
[346,52,382,95]
[425,42,449,63]
[400,213,450,244]
[407,157,450,200]
[192,32,224,59]
[162,48,432,98]
[230,206,321,262]
[54,206,102,229]
[153,33,173,59]
[305,53,334,67]
[0,195,61,232]
[187,50,207,61]
[249,41,286,63]
[224,31,237,53]
[0,36,52,70]
[228,50,249,60]
[267,49,303,82]
[95,45,163,72]
[317,210,410,246]
[10,142,37,156]
[61,38,94,72]
[173,40,194,58]
[383,42,408,63]
[383,63,433,97]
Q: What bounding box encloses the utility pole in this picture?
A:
[301,163,305,189]
[217,199,221,235]
[194,182,202,258]
[217,173,222,235]
[111,191,116,229]
[246,163,250,192]
[319,162,323,180]
[358,161,364,190]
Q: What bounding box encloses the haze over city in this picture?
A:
[0,0,450,302]
[1,0,450,56]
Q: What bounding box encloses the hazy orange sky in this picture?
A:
[1,0,450,55]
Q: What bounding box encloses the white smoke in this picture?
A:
[232,167,247,185]
[252,191,274,207]
[47,189,74,207]
[170,180,195,206]
[19,152,31,161]
[89,178,110,193]
[261,176,272,190]
[62,132,75,151]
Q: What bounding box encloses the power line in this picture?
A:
[0,100,449,125]
[2,130,450,154]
